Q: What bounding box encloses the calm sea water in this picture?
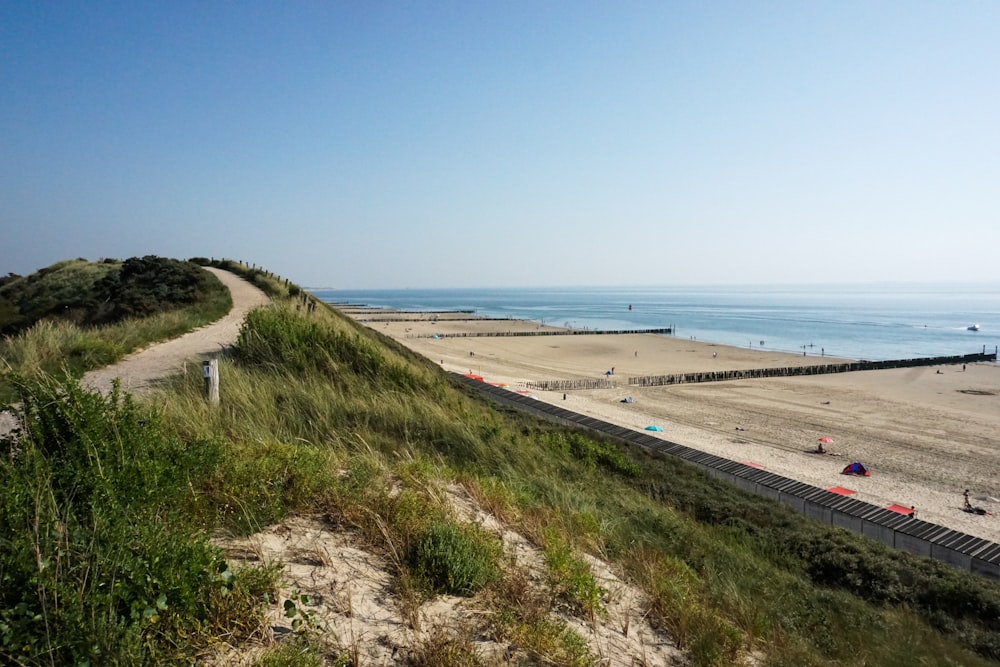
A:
[313,284,1000,362]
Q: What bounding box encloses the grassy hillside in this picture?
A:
[0,258,119,334]
[0,256,233,402]
[0,256,231,335]
[2,266,1000,665]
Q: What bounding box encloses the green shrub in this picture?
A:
[0,258,117,334]
[204,439,338,535]
[411,520,502,596]
[86,255,221,325]
[542,531,605,619]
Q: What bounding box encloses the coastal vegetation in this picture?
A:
[0,256,233,402]
[188,257,296,299]
[2,260,1000,665]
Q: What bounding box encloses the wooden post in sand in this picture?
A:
[202,359,219,404]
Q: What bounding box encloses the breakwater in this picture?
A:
[522,378,617,391]
[408,327,672,339]
[629,352,996,387]
[363,317,500,323]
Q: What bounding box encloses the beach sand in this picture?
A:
[362,314,1000,544]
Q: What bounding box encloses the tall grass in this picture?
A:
[0,374,276,665]
[159,303,1000,665]
[6,297,1000,665]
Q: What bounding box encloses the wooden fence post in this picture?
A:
[203,359,219,404]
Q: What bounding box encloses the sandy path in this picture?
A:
[80,268,270,395]
[368,315,1000,544]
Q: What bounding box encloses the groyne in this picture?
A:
[408,327,672,339]
[456,374,1000,580]
[629,352,996,387]
[336,301,476,319]
[522,378,618,391]
[361,316,500,323]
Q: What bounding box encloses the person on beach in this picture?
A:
[817,441,826,454]
[964,490,992,516]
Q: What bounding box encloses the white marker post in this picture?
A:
[203,359,219,404]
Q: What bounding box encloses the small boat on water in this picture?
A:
[968,324,980,331]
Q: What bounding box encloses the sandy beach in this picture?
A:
[356,312,1000,544]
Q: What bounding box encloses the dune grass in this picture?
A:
[0,373,278,665]
[151,302,1000,665]
[0,266,232,403]
[4,292,1000,665]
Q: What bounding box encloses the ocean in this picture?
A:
[312,284,1000,362]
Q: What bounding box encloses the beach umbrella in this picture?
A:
[645,425,663,432]
[818,437,833,444]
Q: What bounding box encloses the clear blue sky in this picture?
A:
[2,2,998,288]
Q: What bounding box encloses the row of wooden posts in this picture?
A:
[518,352,996,393]
[628,352,996,387]
[409,327,673,339]
[363,317,502,323]
[522,378,618,391]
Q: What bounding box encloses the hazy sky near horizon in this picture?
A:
[2,2,999,289]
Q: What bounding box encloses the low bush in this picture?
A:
[85,256,220,325]
[542,530,605,619]
[411,520,502,596]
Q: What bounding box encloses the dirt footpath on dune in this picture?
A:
[80,268,270,396]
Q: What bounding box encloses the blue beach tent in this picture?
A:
[841,461,871,477]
